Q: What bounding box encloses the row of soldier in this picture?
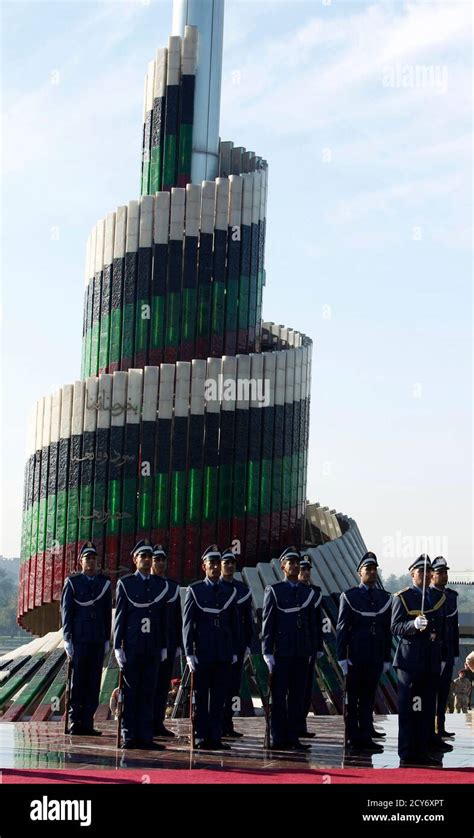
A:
[61,542,459,764]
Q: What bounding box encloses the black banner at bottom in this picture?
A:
[0,782,469,835]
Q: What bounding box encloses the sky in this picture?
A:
[1,0,472,577]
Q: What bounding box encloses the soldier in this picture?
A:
[336,552,391,752]
[183,545,239,750]
[113,539,169,750]
[430,556,459,739]
[453,670,471,712]
[220,547,253,738]
[261,546,319,751]
[297,556,324,738]
[60,542,112,736]
[151,544,182,738]
[391,554,448,767]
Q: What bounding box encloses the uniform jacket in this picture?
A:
[227,578,253,653]
[183,578,239,663]
[453,677,471,698]
[336,585,392,666]
[61,572,112,644]
[431,585,459,663]
[164,577,183,656]
[310,583,324,656]
[391,585,447,674]
[113,572,168,656]
[262,581,319,658]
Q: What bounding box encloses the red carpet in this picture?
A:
[2,767,472,784]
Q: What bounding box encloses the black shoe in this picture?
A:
[81,729,102,737]
[428,738,453,752]
[268,741,290,751]
[370,729,386,738]
[223,729,244,738]
[348,739,383,753]
[298,731,316,738]
[195,739,211,750]
[136,740,166,751]
[288,740,311,751]
[441,730,455,738]
[400,754,442,767]
[153,726,175,738]
[121,740,136,750]
[209,740,231,750]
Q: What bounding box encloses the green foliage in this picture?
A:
[0,567,27,637]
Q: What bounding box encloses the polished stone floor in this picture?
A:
[0,714,471,773]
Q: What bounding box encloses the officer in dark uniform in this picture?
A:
[297,555,324,738]
[113,539,169,750]
[60,542,112,736]
[336,552,392,751]
[430,556,459,740]
[151,544,182,738]
[261,546,319,751]
[220,547,253,738]
[391,554,448,766]
[182,545,239,750]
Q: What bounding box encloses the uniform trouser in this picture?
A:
[122,652,160,743]
[346,662,383,743]
[396,668,439,758]
[153,650,175,730]
[271,656,308,745]
[297,655,316,734]
[223,652,244,733]
[69,642,104,731]
[436,661,453,734]
[195,661,232,743]
[455,696,469,712]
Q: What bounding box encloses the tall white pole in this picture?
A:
[172,0,225,184]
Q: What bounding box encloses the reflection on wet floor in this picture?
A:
[0,715,472,773]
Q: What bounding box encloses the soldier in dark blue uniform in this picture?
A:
[60,542,112,736]
[220,547,254,738]
[391,554,448,766]
[151,544,182,738]
[297,556,324,738]
[113,539,169,750]
[336,552,392,751]
[183,545,239,750]
[430,556,459,741]
[261,546,319,751]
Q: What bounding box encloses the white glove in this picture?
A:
[414,615,428,631]
[64,641,74,660]
[186,655,198,672]
[103,641,110,655]
[383,661,391,673]
[244,647,251,663]
[161,648,168,662]
[175,647,182,658]
[338,659,350,676]
[115,648,126,669]
[440,661,446,674]
[263,654,275,673]
[232,654,238,664]
[317,651,324,660]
